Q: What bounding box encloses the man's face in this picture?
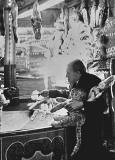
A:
[66,64,80,85]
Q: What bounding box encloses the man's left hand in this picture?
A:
[65,100,83,112]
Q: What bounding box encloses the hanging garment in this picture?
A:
[0,7,5,36]
[81,8,89,25]
[90,4,96,28]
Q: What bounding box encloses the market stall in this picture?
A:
[0,0,115,160]
[1,107,75,160]
[0,1,76,160]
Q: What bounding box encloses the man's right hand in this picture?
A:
[40,90,49,97]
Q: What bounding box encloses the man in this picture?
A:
[41,59,110,160]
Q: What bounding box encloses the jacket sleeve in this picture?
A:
[49,89,69,98]
[84,94,108,113]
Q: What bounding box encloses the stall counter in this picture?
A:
[0,101,76,160]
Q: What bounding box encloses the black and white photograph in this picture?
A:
[0,0,115,160]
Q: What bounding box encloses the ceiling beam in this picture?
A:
[18,0,65,18]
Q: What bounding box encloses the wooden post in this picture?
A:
[4,0,16,88]
[4,0,19,105]
[110,58,115,138]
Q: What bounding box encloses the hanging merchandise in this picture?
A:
[96,0,104,27]
[101,0,109,27]
[31,0,42,40]
[104,17,115,58]
[99,33,109,59]
[96,0,108,28]
[0,7,5,36]
[80,0,90,25]
[11,0,18,43]
[90,0,97,28]
[94,29,109,60]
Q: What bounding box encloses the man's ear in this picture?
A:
[76,70,81,75]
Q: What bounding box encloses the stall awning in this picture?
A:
[17,0,65,18]
[17,0,81,18]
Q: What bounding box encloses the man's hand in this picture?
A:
[56,97,67,102]
[65,100,83,112]
[40,90,49,97]
[87,86,102,102]
[71,101,83,110]
[50,102,65,113]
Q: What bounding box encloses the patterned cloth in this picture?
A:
[51,88,87,156]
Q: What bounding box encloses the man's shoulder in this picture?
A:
[84,72,100,80]
[82,72,101,87]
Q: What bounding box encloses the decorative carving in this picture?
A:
[6,136,64,160]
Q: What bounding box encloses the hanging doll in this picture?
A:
[91,27,109,60]
[31,0,42,40]
[50,75,115,156]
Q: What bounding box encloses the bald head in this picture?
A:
[66,59,86,85]
[68,59,86,74]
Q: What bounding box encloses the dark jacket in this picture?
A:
[49,72,109,160]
